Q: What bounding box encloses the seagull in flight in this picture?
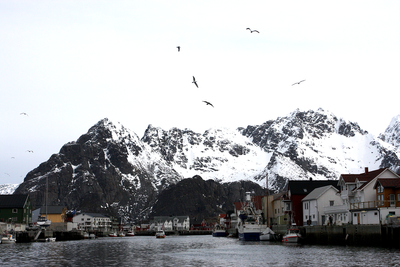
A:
[26,150,34,153]
[177,46,180,52]
[292,80,306,86]
[192,76,199,88]
[246,28,259,33]
[203,101,214,107]
[20,112,28,116]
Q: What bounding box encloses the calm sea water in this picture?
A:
[1,235,399,267]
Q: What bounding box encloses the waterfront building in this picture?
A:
[73,213,112,232]
[301,185,342,225]
[0,194,32,231]
[153,216,190,231]
[374,177,400,224]
[332,167,400,225]
[282,180,339,226]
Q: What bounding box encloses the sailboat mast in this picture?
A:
[266,173,269,227]
[46,176,48,219]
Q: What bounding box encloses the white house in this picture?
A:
[332,167,400,225]
[73,213,112,232]
[302,185,342,226]
[153,216,190,231]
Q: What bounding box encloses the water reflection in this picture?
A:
[0,235,399,267]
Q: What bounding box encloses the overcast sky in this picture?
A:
[1,0,400,184]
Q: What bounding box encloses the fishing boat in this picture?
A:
[1,234,16,244]
[237,192,268,241]
[282,228,302,243]
[45,237,56,242]
[37,176,51,228]
[155,230,166,238]
[109,232,118,237]
[212,225,227,237]
[126,231,135,237]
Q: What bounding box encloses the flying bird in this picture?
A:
[192,76,198,88]
[20,112,28,116]
[246,28,259,33]
[177,46,180,52]
[292,80,306,86]
[203,101,214,107]
[4,173,10,176]
[11,157,15,159]
[26,150,34,153]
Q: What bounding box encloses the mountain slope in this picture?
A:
[11,108,400,223]
[14,119,182,222]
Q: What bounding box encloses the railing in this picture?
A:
[323,204,348,214]
[350,200,400,210]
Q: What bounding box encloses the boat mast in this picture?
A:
[266,172,269,227]
[45,176,48,219]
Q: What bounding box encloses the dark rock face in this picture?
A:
[150,175,266,224]
[14,119,182,222]
[12,109,400,223]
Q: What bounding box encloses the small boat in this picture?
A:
[109,232,118,237]
[37,216,51,227]
[89,234,96,239]
[126,231,135,237]
[212,226,227,237]
[155,230,166,238]
[259,227,277,241]
[46,237,56,242]
[1,234,16,244]
[83,232,89,239]
[282,228,301,243]
[118,232,125,237]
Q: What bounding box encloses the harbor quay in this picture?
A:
[271,224,400,247]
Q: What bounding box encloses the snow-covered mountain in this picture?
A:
[379,115,400,150]
[0,184,19,195]
[10,108,400,222]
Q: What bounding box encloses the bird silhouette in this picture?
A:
[292,80,306,86]
[4,173,10,176]
[203,101,214,107]
[246,28,259,33]
[177,46,180,52]
[20,112,28,116]
[192,76,198,88]
[26,150,34,153]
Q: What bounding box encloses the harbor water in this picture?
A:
[1,235,399,267]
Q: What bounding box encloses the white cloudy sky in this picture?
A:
[1,0,400,184]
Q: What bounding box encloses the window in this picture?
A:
[330,201,334,206]
[304,202,309,210]
[378,195,384,206]
[12,209,18,213]
[389,194,395,206]
[398,194,400,201]
[377,184,383,193]
[313,214,315,219]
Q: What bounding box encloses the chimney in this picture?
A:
[365,167,369,174]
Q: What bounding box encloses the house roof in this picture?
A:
[301,185,338,201]
[0,194,29,209]
[39,206,67,214]
[153,215,189,223]
[340,168,386,183]
[374,178,400,189]
[75,212,110,218]
[288,180,338,196]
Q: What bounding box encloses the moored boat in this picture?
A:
[237,192,268,241]
[126,231,135,237]
[155,230,166,238]
[259,227,278,241]
[1,234,16,244]
[212,228,227,237]
[282,228,301,243]
[109,232,118,237]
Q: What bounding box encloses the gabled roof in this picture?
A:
[374,178,400,189]
[340,168,386,183]
[288,180,338,195]
[302,185,338,201]
[39,206,67,214]
[76,212,109,218]
[0,194,30,209]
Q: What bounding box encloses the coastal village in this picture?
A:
[1,167,400,246]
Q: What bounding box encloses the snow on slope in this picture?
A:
[0,184,19,195]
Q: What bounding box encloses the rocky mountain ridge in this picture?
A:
[12,108,400,223]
